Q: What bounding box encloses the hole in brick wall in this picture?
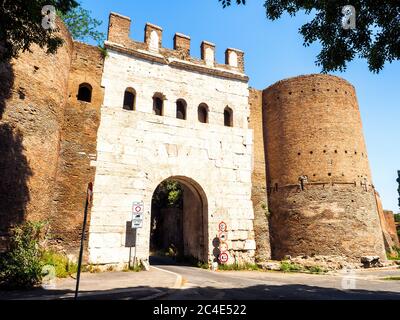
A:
[323,150,326,153]
[335,150,338,153]
[345,150,348,154]
[77,83,92,102]
[327,89,330,91]
[312,89,316,91]
[289,92,292,95]
[345,91,348,94]
[355,151,357,155]
[313,174,316,177]
[351,200,355,202]
[328,173,332,176]
[298,152,301,156]
[335,89,338,93]
[310,151,313,154]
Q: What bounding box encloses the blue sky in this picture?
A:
[79,0,400,212]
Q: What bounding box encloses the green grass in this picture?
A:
[218,263,259,271]
[123,263,145,272]
[305,265,327,274]
[279,261,303,273]
[382,276,400,281]
[41,251,77,278]
[279,261,327,274]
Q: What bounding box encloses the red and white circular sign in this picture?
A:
[132,202,144,214]
[218,232,228,242]
[218,221,227,232]
[219,252,229,263]
[219,242,228,252]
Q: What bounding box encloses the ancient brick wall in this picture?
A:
[248,88,271,261]
[0,19,73,249]
[384,211,400,247]
[263,74,386,261]
[51,42,104,252]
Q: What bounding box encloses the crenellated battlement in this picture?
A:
[106,12,247,80]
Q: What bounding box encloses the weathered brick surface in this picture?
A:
[263,74,386,261]
[0,19,73,244]
[51,42,104,252]
[384,210,399,247]
[248,88,271,261]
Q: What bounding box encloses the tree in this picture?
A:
[0,1,106,62]
[219,0,400,73]
[58,6,105,44]
[0,0,78,62]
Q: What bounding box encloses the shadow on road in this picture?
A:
[0,282,399,300]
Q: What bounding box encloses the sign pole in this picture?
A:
[74,182,93,300]
[134,229,137,267]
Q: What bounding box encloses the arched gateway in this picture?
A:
[87,14,256,268]
[150,176,208,263]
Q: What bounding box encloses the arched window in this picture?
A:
[153,94,164,116]
[224,106,233,127]
[198,103,209,123]
[123,88,136,111]
[77,83,92,102]
[176,99,187,120]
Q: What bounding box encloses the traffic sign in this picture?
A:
[132,201,144,214]
[219,252,229,264]
[218,221,227,232]
[219,241,228,252]
[218,231,227,242]
[132,218,143,229]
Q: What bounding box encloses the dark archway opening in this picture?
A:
[153,95,164,116]
[123,88,136,111]
[77,83,92,103]
[176,99,187,120]
[150,177,208,264]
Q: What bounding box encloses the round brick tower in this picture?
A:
[263,74,386,261]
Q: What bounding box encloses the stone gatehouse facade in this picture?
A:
[0,12,394,267]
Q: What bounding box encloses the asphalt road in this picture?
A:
[151,258,400,300]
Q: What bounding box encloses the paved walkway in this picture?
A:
[0,266,182,300]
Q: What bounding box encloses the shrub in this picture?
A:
[41,251,78,278]
[306,265,327,274]
[123,262,145,272]
[0,221,46,289]
[388,246,400,260]
[280,261,303,273]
